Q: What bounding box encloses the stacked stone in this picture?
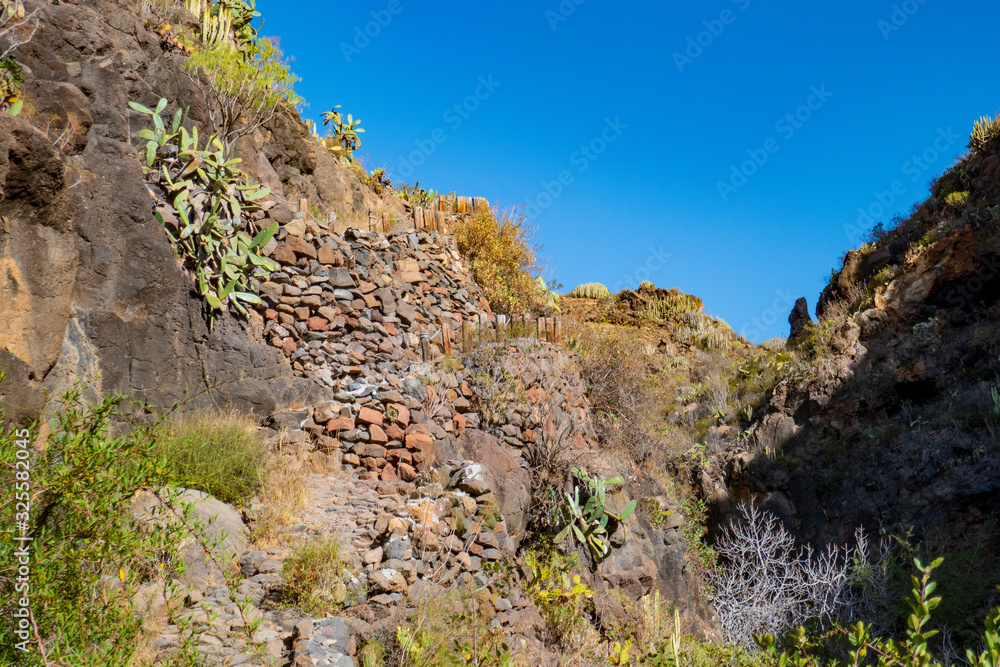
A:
[358,462,517,606]
[466,339,600,452]
[255,208,492,391]
[269,368,480,482]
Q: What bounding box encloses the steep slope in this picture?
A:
[707,116,1000,637]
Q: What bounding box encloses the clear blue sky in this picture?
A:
[256,0,999,341]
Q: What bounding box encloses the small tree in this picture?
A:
[184,36,300,157]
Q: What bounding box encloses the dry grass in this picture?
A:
[251,451,310,547]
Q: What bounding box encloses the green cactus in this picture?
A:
[971,114,1000,155]
[553,468,636,564]
[568,282,611,299]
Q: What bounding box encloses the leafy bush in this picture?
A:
[129,97,278,328]
[523,549,595,647]
[454,209,540,314]
[0,0,36,117]
[0,387,189,665]
[944,190,970,209]
[569,282,612,299]
[152,410,269,506]
[759,558,1000,667]
[184,35,301,156]
[281,539,351,615]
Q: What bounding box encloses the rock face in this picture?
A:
[711,146,1000,561]
[132,488,249,588]
[0,0,407,424]
[788,297,812,340]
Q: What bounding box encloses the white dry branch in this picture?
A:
[1,0,38,60]
[711,502,892,651]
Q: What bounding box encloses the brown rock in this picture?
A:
[306,316,328,331]
[380,465,398,482]
[281,338,297,355]
[397,463,418,482]
[405,432,433,450]
[282,236,317,259]
[326,416,355,432]
[361,457,380,471]
[385,423,406,441]
[317,243,343,266]
[357,406,384,426]
[369,424,388,444]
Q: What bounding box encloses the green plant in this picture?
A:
[679,497,719,591]
[129,97,279,328]
[971,114,1000,155]
[758,558,1000,667]
[396,181,439,207]
[321,104,365,158]
[552,467,636,564]
[184,35,301,157]
[152,410,268,506]
[569,282,612,299]
[944,190,970,209]
[281,539,351,615]
[0,54,22,116]
[535,274,562,312]
[523,549,594,646]
[454,209,540,314]
[0,387,190,665]
[365,167,392,194]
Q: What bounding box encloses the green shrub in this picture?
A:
[0,387,189,665]
[453,209,540,314]
[944,190,970,209]
[282,539,351,615]
[184,35,301,156]
[569,282,612,299]
[152,410,268,506]
[759,558,1000,667]
[129,97,279,328]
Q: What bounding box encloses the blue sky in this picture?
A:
[256,0,1000,341]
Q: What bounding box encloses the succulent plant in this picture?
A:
[568,282,611,299]
[553,467,636,564]
[130,97,277,329]
[971,114,1000,155]
[321,105,364,157]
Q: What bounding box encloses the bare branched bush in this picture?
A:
[712,502,893,651]
[570,325,662,464]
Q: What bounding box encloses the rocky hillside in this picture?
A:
[0,1,720,665]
